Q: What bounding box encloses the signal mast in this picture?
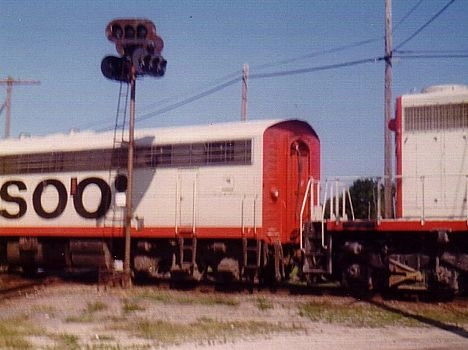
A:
[101,18,167,287]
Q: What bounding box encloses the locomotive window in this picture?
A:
[190,143,206,165]
[0,139,252,175]
[172,144,192,165]
[152,145,172,166]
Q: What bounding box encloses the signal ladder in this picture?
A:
[105,82,129,228]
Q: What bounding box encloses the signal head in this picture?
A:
[101,55,132,83]
[132,48,167,77]
[106,18,163,56]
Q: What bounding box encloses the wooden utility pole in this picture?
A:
[384,0,393,218]
[241,64,249,121]
[0,77,40,138]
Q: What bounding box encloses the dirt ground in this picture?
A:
[1,281,467,350]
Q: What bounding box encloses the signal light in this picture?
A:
[136,24,147,39]
[124,25,135,39]
[132,48,167,77]
[110,24,123,39]
[101,56,132,83]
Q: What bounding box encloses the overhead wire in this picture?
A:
[394,0,456,51]
[137,69,242,113]
[394,0,425,30]
[251,0,426,72]
[250,57,383,80]
[251,38,381,72]
[102,76,241,129]
[394,53,468,59]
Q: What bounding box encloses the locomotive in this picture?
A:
[0,119,320,284]
[0,85,467,296]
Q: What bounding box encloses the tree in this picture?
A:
[348,178,380,219]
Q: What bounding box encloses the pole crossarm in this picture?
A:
[0,77,41,139]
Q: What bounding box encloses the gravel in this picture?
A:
[0,282,467,349]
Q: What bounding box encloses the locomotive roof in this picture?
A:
[401,84,468,106]
[0,118,314,155]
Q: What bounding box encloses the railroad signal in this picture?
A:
[101,18,166,82]
[132,48,167,77]
[101,56,132,83]
[105,18,164,56]
[100,18,167,288]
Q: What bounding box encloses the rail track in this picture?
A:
[2,269,467,305]
[0,272,56,301]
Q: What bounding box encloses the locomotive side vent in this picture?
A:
[404,102,468,132]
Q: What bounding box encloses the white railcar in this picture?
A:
[0,119,320,279]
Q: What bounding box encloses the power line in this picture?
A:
[394,0,456,51]
[251,38,381,71]
[138,69,242,113]
[250,57,383,80]
[395,49,468,54]
[93,76,242,130]
[251,0,426,72]
[394,0,425,30]
[122,56,382,126]
[135,77,240,125]
[395,53,468,59]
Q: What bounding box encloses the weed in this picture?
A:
[55,333,80,349]
[298,300,419,327]
[113,317,300,347]
[0,315,44,349]
[122,298,146,314]
[137,290,240,307]
[255,296,274,311]
[86,301,108,313]
[66,300,108,323]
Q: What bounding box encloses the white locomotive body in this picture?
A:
[394,85,468,220]
[0,119,320,279]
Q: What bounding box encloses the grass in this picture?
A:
[255,296,274,311]
[115,317,301,347]
[298,299,468,328]
[86,301,108,313]
[299,300,415,327]
[122,298,146,314]
[0,315,44,349]
[54,333,80,349]
[66,300,109,323]
[136,290,240,307]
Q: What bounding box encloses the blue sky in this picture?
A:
[1,0,467,178]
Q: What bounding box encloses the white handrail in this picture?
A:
[466,175,468,224]
[299,178,312,250]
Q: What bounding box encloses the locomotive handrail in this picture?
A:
[299,178,312,251]
[299,177,323,250]
[420,175,425,225]
[466,175,468,224]
[241,194,258,235]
